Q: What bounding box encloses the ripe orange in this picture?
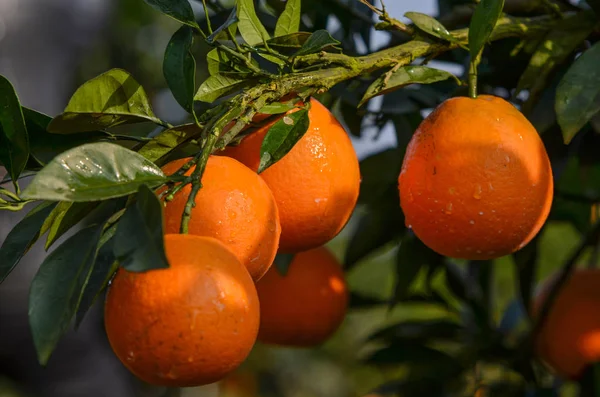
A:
[534,269,600,379]
[221,98,361,253]
[256,246,348,347]
[398,95,553,260]
[104,234,260,387]
[161,156,281,281]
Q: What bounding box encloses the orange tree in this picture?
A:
[1,0,600,395]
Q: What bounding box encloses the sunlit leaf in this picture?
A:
[257,102,295,115]
[48,69,162,133]
[194,73,249,103]
[275,0,301,37]
[258,108,309,173]
[29,223,104,365]
[237,0,270,46]
[0,75,29,186]
[359,66,457,107]
[556,41,600,144]
[404,12,459,44]
[113,185,169,272]
[164,25,196,113]
[21,142,166,202]
[468,0,505,59]
[0,202,56,284]
[137,123,201,163]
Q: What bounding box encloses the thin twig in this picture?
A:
[202,0,213,34]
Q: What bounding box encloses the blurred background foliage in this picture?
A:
[1,0,600,396]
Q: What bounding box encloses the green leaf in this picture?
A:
[556,42,600,144]
[237,0,270,46]
[404,12,459,44]
[206,48,259,75]
[393,233,441,304]
[512,237,539,318]
[206,8,238,43]
[258,108,310,173]
[257,102,295,115]
[113,184,169,272]
[359,66,456,107]
[21,142,166,202]
[294,30,341,57]
[138,123,201,164]
[0,75,30,186]
[41,202,101,250]
[29,223,104,365]
[274,253,295,276]
[515,19,595,111]
[48,69,163,133]
[365,341,457,367]
[468,0,505,59]
[0,202,57,284]
[75,230,118,327]
[23,107,110,165]
[274,0,301,37]
[164,25,196,113]
[357,148,404,205]
[264,32,311,54]
[143,0,199,29]
[194,73,249,103]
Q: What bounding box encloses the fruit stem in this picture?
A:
[468,50,482,99]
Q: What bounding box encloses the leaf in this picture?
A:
[137,123,201,163]
[393,233,442,304]
[194,73,249,103]
[274,253,295,276]
[513,236,539,317]
[515,19,595,112]
[275,0,301,37]
[143,0,199,29]
[29,223,104,365]
[0,202,57,283]
[48,69,162,133]
[265,32,311,53]
[360,66,456,107]
[294,30,341,57]
[556,42,600,144]
[113,185,169,272]
[404,12,459,44]
[257,102,295,115]
[0,75,29,185]
[75,229,118,327]
[365,341,456,367]
[41,202,101,250]
[468,0,505,59]
[23,107,109,165]
[21,142,166,202]
[206,8,238,43]
[349,292,388,309]
[357,148,404,205]
[258,108,310,173]
[237,0,270,46]
[164,25,196,113]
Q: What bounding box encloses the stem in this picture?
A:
[202,0,213,34]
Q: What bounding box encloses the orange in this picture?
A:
[221,98,361,253]
[256,246,348,347]
[104,234,260,387]
[534,269,600,379]
[161,156,281,281]
[398,95,553,260]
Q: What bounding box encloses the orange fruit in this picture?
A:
[398,95,553,260]
[221,98,361,253]
[256,246,348,347]
[534,269,600,379]
[161,156,281,281]
[104,234,260,387]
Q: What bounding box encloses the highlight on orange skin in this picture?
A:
[255,246,349,347]
[534,269,600,380]
[160,156,281,281]
[398,95,553,260]
[104,235,260,387]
